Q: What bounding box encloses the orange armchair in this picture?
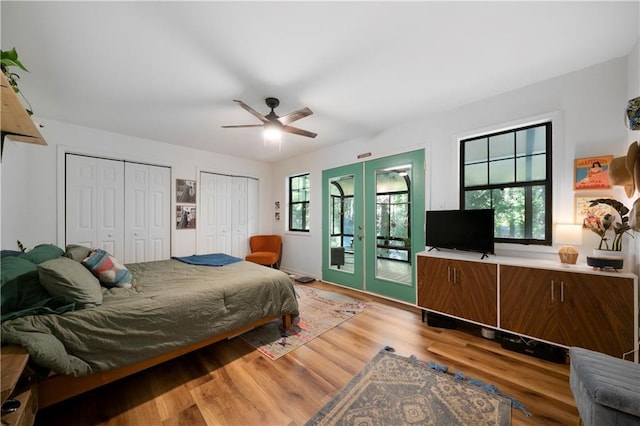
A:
[245,235,282,269]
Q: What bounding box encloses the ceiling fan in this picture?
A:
[222,97,317,139]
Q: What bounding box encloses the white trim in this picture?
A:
[453,110,564,255]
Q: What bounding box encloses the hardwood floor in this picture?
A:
[35,281,579,425]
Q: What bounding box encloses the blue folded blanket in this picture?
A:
[172,253,243,267]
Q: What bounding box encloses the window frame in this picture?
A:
[288,173,310,232]
[459,122,553,246]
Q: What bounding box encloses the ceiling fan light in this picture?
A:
[264,125,282,147]
[264,127,281,142]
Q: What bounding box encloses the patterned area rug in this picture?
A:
[306,349,512,426]
[240,284,369,360]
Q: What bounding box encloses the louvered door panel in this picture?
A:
[452,261,497,325]
[417,256,457,315]
[500,265,560,343]
[558,272,634,358]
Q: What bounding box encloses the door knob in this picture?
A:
[357,235,363,241]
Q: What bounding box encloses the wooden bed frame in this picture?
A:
[37,313,293,409]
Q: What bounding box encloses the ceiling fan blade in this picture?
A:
[221,124,264,128]
[233,100,268,123]
[277,107,313,125]
[282,125,317,138]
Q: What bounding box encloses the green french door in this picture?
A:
[322,150,425,303]
[322,163,364,290]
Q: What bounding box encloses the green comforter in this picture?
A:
[0,259,298,376]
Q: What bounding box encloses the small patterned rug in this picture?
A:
[306,349,512,426]
[240,284,369,360]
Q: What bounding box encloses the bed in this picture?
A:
[0,245,299,408]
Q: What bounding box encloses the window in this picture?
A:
[289,173,310,232]
[460,122,552,245]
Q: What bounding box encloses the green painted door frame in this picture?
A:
[322,149,425,303]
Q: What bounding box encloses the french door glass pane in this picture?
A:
[375,166,411,284]
[328,175,355,273]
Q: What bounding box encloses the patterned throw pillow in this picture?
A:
[82,249,132,288]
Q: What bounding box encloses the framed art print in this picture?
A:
[176,205,196,229]
[575,195,615,230]
[574,156,612,190]
[176,179,196,204]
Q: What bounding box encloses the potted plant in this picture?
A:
[587,198,633,260]
[1,47,33,115]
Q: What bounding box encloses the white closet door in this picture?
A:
[198,172,216,253]
[147,165,171,260]
[231,177,248,258]
[65,154,124,258]
[199,172,258,256]
[247,178,259,242]
[124,163,171,263]
[198,172,232,254]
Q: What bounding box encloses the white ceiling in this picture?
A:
[2,1,638,163]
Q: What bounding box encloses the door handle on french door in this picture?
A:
[357,234,363,241]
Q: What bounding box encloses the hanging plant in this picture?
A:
[1,47,34,115]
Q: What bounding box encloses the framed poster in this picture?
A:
[176,179,196,204]
[176,205,196,229]
[575,195,615,230]
[574,156,612,190]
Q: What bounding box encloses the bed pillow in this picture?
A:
[1,250,23,258]
[82,249,132,288]
[19,243,65,264]
[1,256,49,315]
[64,244,92,262]
[38,257,103,308]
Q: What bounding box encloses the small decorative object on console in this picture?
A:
[555,224,582,265]
[586,256,624,271]
[558,246,579,265]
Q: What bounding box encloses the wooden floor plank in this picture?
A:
[34,280,579,425]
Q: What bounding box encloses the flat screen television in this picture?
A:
[425,209,495,257]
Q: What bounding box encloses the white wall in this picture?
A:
[1,119,275,256]
[2,53,636,275]
[275,56,633,278]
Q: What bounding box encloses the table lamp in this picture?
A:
[555,224,583,265]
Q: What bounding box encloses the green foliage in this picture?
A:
[588,198,633,251]
[465,185,546,241]
[0,47,33,116]
[1,47,28,93]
